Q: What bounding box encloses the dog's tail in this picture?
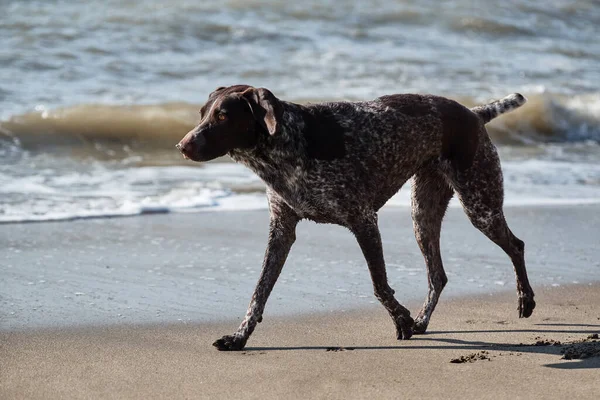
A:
[470,93,527,124]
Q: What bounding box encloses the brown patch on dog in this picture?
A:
[302,107,346,160]
[438,99,481,172]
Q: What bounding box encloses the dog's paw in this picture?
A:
[213,334,247,351]
[396,315,414,340]
[518,295,536,318]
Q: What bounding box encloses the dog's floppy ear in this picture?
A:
[242,88,283,136]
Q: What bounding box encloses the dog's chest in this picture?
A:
[273,187,344,223]
[264,164,362,223]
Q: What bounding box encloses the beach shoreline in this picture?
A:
[2,205,600,332]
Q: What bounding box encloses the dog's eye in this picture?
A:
[217,113,226,121]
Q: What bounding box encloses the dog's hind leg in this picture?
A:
[411,163,454,334]
[445,133,535,318]
[350,213,414,340]
[213,192,299,351]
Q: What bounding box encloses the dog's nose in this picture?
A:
[176,142,190,159]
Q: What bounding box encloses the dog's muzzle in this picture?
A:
[177,129,206,160]
[175,143,190,159]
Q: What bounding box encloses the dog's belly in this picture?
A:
[269,169,411,225]
[268,184,345,224]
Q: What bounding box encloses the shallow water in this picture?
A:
[1,0,600,222]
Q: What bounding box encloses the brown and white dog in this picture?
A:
[177,85,535,351]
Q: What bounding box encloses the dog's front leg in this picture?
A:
[350,213,414,340]
[213,197,299,351]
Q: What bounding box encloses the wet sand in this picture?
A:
[2,205,600,331]
[1,284,599,399]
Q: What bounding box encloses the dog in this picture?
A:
[176,85,536,351]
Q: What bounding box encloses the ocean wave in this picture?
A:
[480,92,600,145]
[2,92,599,156]
[0,103,199,152]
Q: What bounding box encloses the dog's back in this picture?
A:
[267,95,484,216]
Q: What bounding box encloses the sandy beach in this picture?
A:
[2,284,599,399]
[1,205,600,399]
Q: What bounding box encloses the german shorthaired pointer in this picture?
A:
[176,85,535,351]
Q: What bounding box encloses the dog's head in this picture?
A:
[176,85,283,162]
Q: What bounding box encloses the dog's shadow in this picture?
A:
[243,323,600,370]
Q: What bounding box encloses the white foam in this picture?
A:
[387,158,600,208]
[1,156,599,224]
[0,163,266,223]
